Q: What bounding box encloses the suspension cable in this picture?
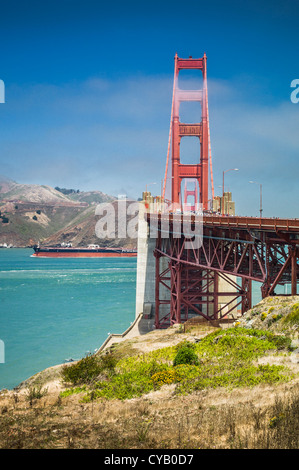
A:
[162,59,177,200]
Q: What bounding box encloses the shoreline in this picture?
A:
[10,313,154,393]
[6,294,299,393]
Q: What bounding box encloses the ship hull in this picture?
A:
[32,251,137,258]
[32,246,137,258]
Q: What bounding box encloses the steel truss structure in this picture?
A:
[151,214,299,328]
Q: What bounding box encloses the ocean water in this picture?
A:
[0,249,137,390]
[0,248,291,391]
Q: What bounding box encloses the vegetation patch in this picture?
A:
[282,302,299,326]
[61,327,296,402]
[25,385,48,403]
[173,341,199,366]
[59,386,86,398]
[61,353,117,386]
[151,369,177,387]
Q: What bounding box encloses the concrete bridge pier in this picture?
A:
[135,204,241,327]
[135,200,171,322]
[135,201,155,319]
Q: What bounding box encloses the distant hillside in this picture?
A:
[0,177,124,247]
[68,190,115,205]
[0,175,16,193]
[42,199,138,249]
[0,203,89,247]
[0,178,73,205]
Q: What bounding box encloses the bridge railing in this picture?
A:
[146,210,299,233]
[202,215,299,232]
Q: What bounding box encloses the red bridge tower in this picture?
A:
[171,53,209,210]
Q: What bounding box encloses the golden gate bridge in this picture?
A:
[142,53,299,329]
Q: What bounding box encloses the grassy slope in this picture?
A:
[0,296,298,449]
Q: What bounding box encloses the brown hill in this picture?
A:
[43,199,138,249]
[0,178,125,247]
[0,178,74,205]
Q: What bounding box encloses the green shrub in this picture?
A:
[99,352,118,372]
[173,345,199,367]
[25,385,48,402]
[61,355,104,385]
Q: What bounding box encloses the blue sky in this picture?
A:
[0,0,298,217]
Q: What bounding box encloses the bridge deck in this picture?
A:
[148,213,299,234]
[202,215,299,232]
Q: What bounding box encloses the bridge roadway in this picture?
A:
[202,214,299,233]
[148,213,299,233]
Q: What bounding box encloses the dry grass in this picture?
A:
[0,379,298,449]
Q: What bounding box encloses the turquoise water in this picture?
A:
[0,248,291,391]
[0,249,137,390]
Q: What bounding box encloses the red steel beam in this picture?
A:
[152,215,299,327]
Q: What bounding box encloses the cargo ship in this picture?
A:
[32,243,137,258]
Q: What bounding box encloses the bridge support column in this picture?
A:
[213,271,219,320]
[291,247,298,295]
[241,278,252,314]
[154,257,245,328]
[154,250,161,328]
[135,202,156,319]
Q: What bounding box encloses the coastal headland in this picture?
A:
[0,295,298,449]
